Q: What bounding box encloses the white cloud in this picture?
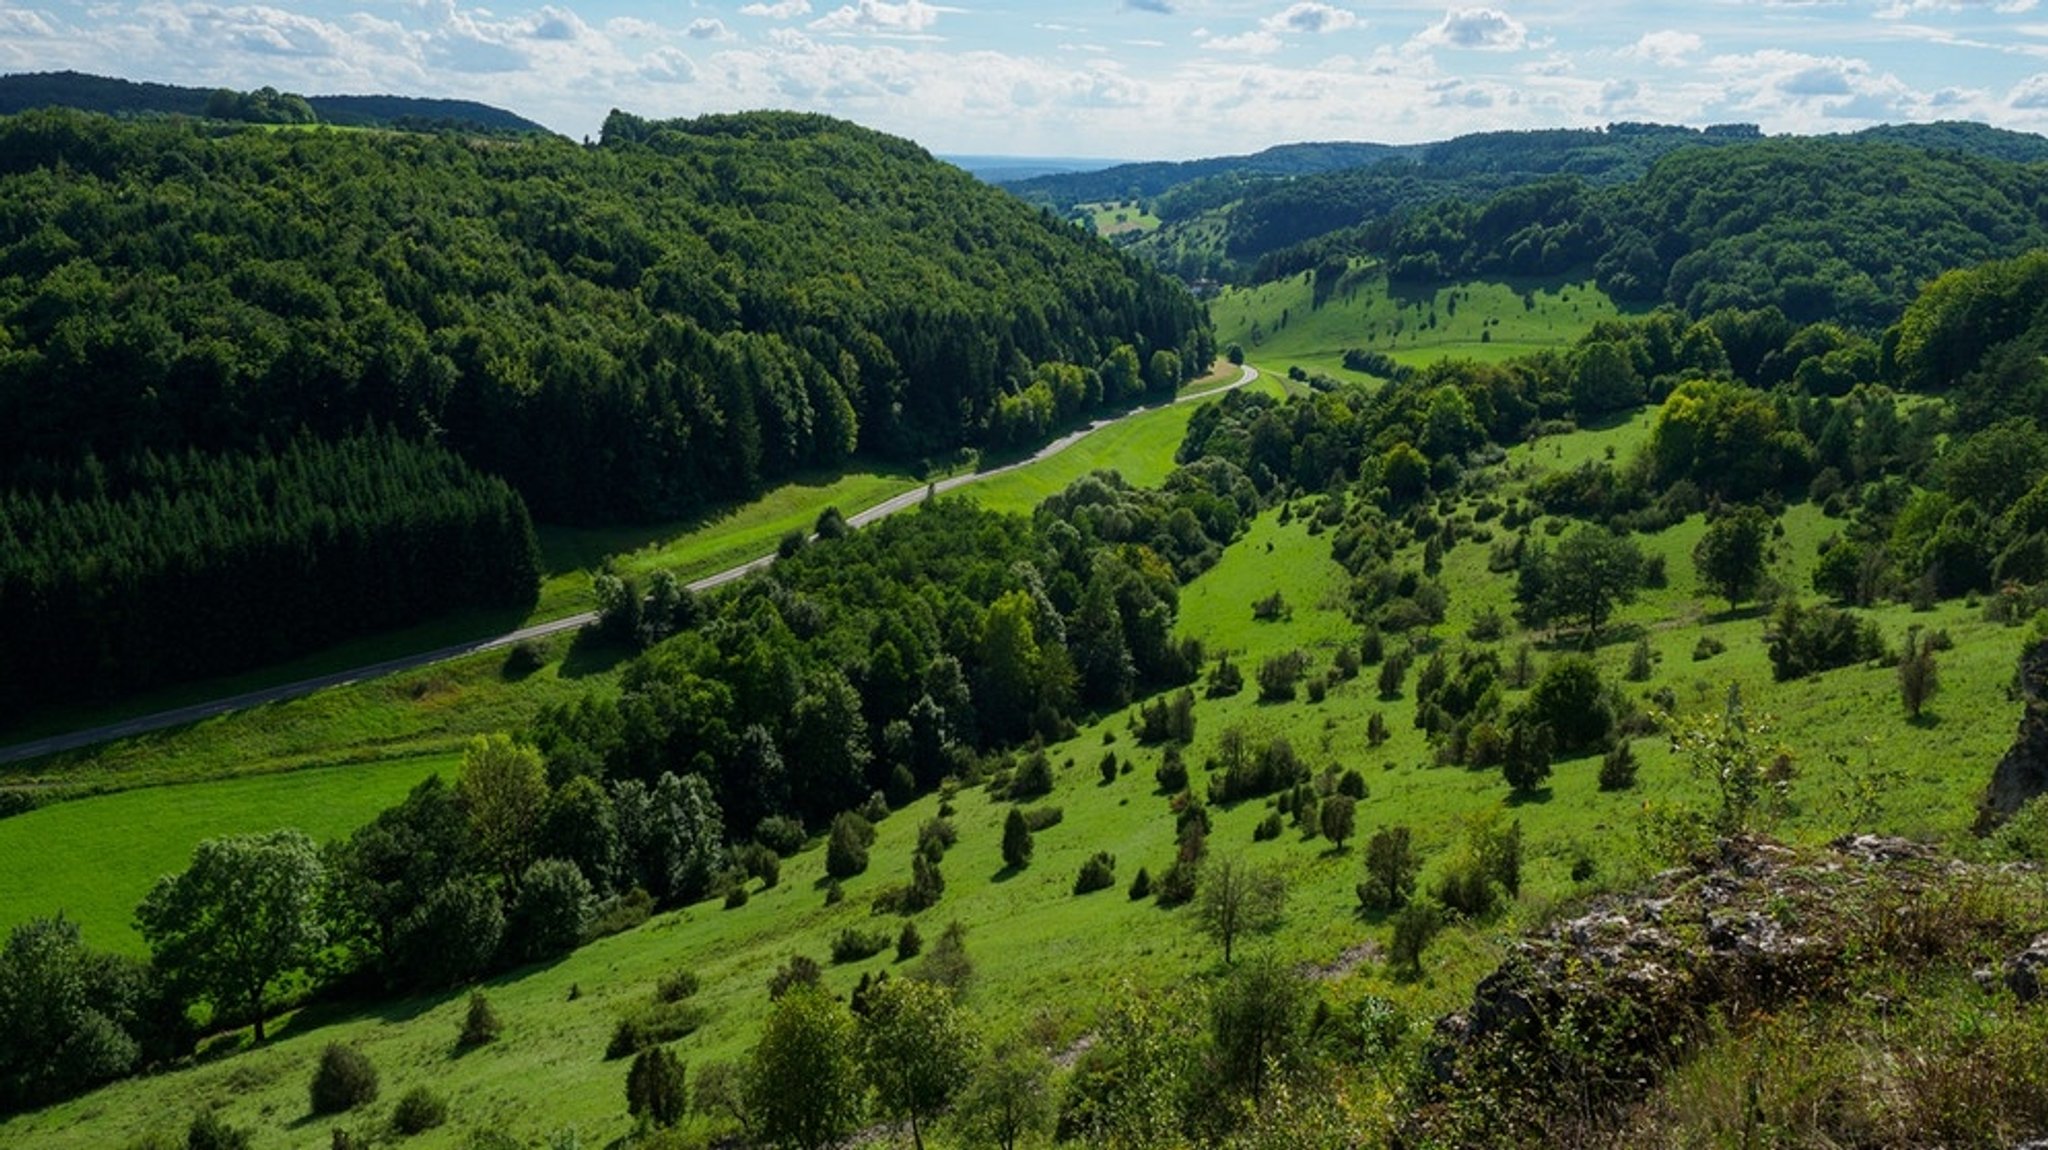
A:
[2013,71,2048,105]
[640,46,698,83]
[1626,30,1702,67]
[810,1,949,36]
[0,10,54,37]
[1879,0,2037,16]
[740,1,812,18]
[1413,8,1528,52]
[686,18,734,41]
[1263,3,1360,35]
[530,6,588,42]
[605,17,662,39]
[1204,29,1284,55]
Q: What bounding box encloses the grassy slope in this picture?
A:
[1211,265,1645,383]
[0,755,454,955]
[12,427,2020,1144]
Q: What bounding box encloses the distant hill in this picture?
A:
[942,154,1128,182]
[1002,140,1403,204]
[0,71,550,135]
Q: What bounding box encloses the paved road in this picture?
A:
[0,365,1259,766]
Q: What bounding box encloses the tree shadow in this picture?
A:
[990,864,1025,884]
[1505,786,1554,808]
[1908,711,1942,730]
[1702,603,1771,626]
[560,627,636,679]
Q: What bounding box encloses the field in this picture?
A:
[5,391,2027,1145]
[6,277,2028,1146]
[1080,199,1160,237]
[1210,263,1646,382]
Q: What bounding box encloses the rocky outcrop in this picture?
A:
[2005,934,2048,1002]
[1415,835,1978,1138]
[1980,639,2048,831]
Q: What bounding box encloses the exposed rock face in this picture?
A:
[1980,640,2048,831]
[1416,835,1966,1137]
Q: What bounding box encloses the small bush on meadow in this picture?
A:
[390,1086,448,1135]
[310,1044,379,1115]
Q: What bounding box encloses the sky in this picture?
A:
[3,2,2048,159]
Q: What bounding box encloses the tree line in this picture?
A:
[0,430,539,712]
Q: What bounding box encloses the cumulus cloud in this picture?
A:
[687,18,734,40]
[2013,71,2048,106]
[810,0,949,36]
[530,6,587,42]
[1125,0,1178,12]
[1263,3,1360,35]
[1879,0,2036,16]
[1414,7,1528,52]
[740,1,812,18]
[640,46,698,83]
[1626,30,1702,66]
[1204,28,1284,55]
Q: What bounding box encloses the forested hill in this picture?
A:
[1003,140,1404,206]
[0,107,1210,525]
[0,71,548,134]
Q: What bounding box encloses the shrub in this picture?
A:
[736,841,782,888]
[390,1086,448,1135]
[1257,650,1310,702]
[626,1046,688,1129]
[1526,656,1614,753]
[767,955,822,999]
[916,817,958,860]
[1599,741,1640,791]
[1252,591,1288,621]
[1002,808,1034,870]
[755,816,809,856]
[1358,826,1420,913]
[1389,899,1443,979]
[1253,812,1283,841]
[607,1002,709,1059]
[1306,677,1328,703]
[826,813,874,878]
[310,1043,380,1115]
[1154,859,1198,907]
[1128,867,1153,900]
[1692,634,1727,661]
[896,921,923,961]
[724,885,749,909]
[1766,600,1886,680]
[830,927,891,964]
[1337,768,1368,800]
[1021,806,1065,832]
[860,790,891,823]
[1207,653,1245,698]
[1626,638,1654,682]
[1155,746,1189,792]
[186,1110,252,1150]
[502,639,547,678]
[1009,751,1055,799]
[1073,852,1117,895]
[458,992,503,1049]
[656,970,701,1003]
[1098,753,1119,784]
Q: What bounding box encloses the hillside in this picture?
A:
[0,105,1208,713]
[0,71,549,134]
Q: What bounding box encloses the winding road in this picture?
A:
[0,365,1261,767]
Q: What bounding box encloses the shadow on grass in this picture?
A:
[1505,786,1555,808]
[1908,711,1942,729]
[560,627,636,680]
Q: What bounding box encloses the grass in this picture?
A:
[1080,199,1160,238]
[6,402,2032,1145]
[0,753,454,955]
[1211,263,1646,384]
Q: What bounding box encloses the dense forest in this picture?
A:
[1064,121,2048,293]
[0,72,549,134]
[0,430,539,710]
[0,106,1210,707]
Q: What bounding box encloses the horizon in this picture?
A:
[4,3,2048,160]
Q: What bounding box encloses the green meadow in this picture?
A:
[1210,264,1647,382]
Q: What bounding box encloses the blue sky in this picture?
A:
[4,2,2047,158]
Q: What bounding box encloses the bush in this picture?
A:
[735,841,782,887]
[1009,750,1055,799]
[1389,899,1443,979]
[916,817,958,859]
[830,927,891,964]
[1257,650,1310,702]
[1155,746,1189,792]
[1692,634,1727,661]
[1073,852,1117,895]
[1099,752,1119,784]
[1021,806,1065,832]
[186,1110,252,1150]
[723,885,749,909]
[767,955,822,999]
[896,921,923,960]
[502,639,547,678]
[390,1086,448,1135]
[1253,811,1283,841]
[861,790,891,823]
[310,1043,380,1115]
[606,1001,709,1059]
[1525,656,1614,753]
[1002,808,1034,870]
[626,1046,688,1129]
[656,970,701,1003]
[1207,653,1245,698]
[826,812,875,878]
[1128,867,1153,900]
[1766,600,1886,681]
[458,992,503,1049]
[755,816,809,856]
[1599,741,1640,791]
